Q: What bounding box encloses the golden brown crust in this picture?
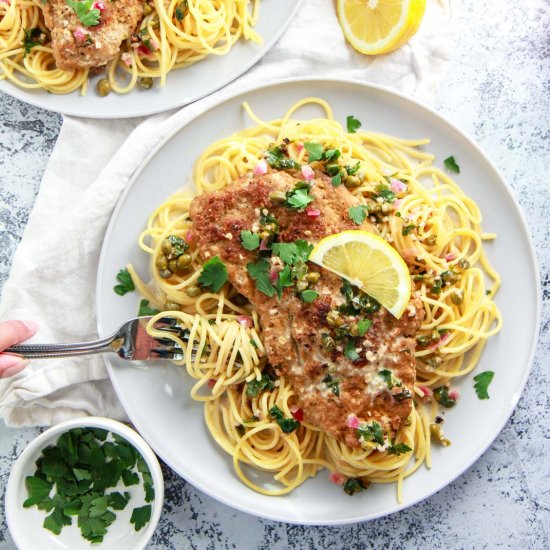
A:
[190,170,424,448]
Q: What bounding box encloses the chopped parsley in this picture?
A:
[65,0,100,27]
[240,230,260,251]
[378,369,398,389]
[323,374,340,396]
[265,145,301,171]
[271,240,313,265]
[348,205,369,224]
[198,256,228,292]
[356,421,384,446]
[304,142,324,162]
[283,182,314,211]
[246,373,275,398]
[166,235,189,257]
[331,173,342,186]
[274,265,293,298]
[346,161,361,176]
[269,405,300,433]
[300,289,319,303]
[402,224,416,236]
[246,260,275,297]
[387,443,412,456]
[138,299,160,316]
[23,428,153,543]
[113,268,135,296]
[346,115,362,134]
[374,184,396,203]
[444,155,460,174]
[344,340,360,362]
[473,370,495,399]
[343,477,369,495]
[174,0,189,21]
[357,319,372,336]
[23,28,42,55]
[433,386,457,408]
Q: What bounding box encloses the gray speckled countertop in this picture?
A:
[1,1,549,548]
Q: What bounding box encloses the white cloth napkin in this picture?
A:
[0,0,455,426]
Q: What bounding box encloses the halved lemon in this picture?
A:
[309,230,411,318]
[336,0,427,56]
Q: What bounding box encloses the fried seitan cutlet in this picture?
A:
[43,0,144,70]
[190,169,424,448]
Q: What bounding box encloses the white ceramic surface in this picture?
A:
[5,417,164,550]
[96,78,540,525]
[0,1,302,119]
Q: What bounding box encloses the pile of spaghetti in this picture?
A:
[0,0,261,95]
[128,98,502,501]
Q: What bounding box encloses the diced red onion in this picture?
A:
[93,1,105,10]
[402,247,419,261]
[329,472,345,485]
[301,165,315,181]
[253,160,268,175]
[448,388,461,401]
[185,230,193,243]
[392,199,403,211]
[296,143,304,152]
[260,239,270,251]
[390,178,407,194]
[418,386,432,397]
[445,252,456,262]
[430,332,450,350]
[269,269,278,283]
[291,408,304,421]
[73,27,87,41]
[207,378,216,389]
[237,315,253,328]
[346,414,360,429]
[306,207,320,217]
[121,52,133,67]
[137,44,152,55]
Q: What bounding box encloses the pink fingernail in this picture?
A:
[21,320,38,334]
[0,356,28,378]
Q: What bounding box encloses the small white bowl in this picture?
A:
[5,417,164,550]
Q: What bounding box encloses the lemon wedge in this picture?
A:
[336,0,427,56]
[309,230,411,318]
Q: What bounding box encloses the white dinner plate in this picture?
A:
[0,1,301,119]
[96,78,541,525]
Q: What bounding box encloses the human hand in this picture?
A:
[0,320,38,378]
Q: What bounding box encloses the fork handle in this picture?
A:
[5,334,116,359]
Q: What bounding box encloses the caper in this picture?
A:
[306,271,320,284]
[326,163,340,176]
[176,253,192,270]
[369,203,382,214]
[425,236,437,245]
[431,330,441,343]
[451,289,463,305]
[143,3,153,15]
[296,280,309,292]
[326,310,343,327]
[349,323,358,337]
[164,301,181,311]
[404,416,412,427]
[422,357,441,372]
[269,190,286,204]
[156,255,168,271]
[161,238,172,256]
[322,334,335,351]
[442,271,459,284]
[416,335,430,347]
[168,259,178,273]
[96,78,112,97]
[457,258,471,271]
[430,423,451,447]
[185,285,201,298]
[140,77,154,89]
[344,175,361,188]
[423,275,435,286]
[258,230,271,240]
[158,269,172,279]
[232,293,248,306]
[357,170,367,183]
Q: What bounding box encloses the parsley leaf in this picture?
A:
[269,405,300,433]
[301,290,319,303]
[247,260,275,297]
[23,476,52,508]
[348,205,369,224]
[331,173,342,186]
[138,299,160,316]
[271,240,313,265]
[444,155,460,174]
[374,184,396,203]
[402,224,416,236]
[378,369,396,389]
[274,265,293,298]
[346,115,362,134]
[265,145,301,170]
[356,421,384,445]
[323,374,340,396]
[114,268,134,296]
[130,505,151,531]
[240,230,260,251]
[167,235,189,257]
[295,239,314,262]
[357,319,372,336]
[304,142,324,162]
[284,183,314,211]
[387,443,412,456]
[65,0,100,27]
[343,478,368,495]
[433,386,457,408]
[344,340,360,362]
[473,371,495,399]
[198,256,228,292]
[246,373,275,398]
[23,28,42,56]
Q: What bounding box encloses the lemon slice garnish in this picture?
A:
[309,230,411,318]
[336,0,427,56]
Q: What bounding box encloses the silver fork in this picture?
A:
[5,316,189,361]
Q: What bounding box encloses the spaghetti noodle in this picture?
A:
[0,0,261,95]
[128,98,502,501]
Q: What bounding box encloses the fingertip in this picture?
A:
[21,320,38,335]
[0,356,28,378]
